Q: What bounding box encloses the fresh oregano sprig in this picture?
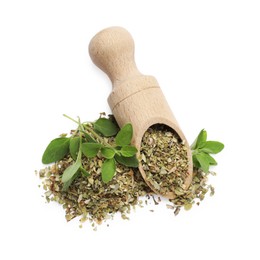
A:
[82,121,138,183]
[41,114,139,190]
[191,129,224,173]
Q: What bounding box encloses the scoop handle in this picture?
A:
[89,27,140,86]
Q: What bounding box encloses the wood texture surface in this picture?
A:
[89,27,193,198]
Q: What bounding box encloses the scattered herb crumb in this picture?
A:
[37,115,224,229]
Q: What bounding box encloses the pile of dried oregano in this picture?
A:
[37,114,224,229]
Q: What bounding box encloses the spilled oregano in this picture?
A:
[42,114,138,190]
[37,115,224,228]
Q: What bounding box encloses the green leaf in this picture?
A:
[191,129,207,150]
[201,152,217,165]
[120,145,138,157]
[115,154,139,167]
[62,143,82,183]
[101,158,116,183]
[94,118,119,137]
[82,142,102,158]
[80,166,90,177]
[200,141,224,154]
[115,123,133,146]
[69,137,80,160]
[62,157,81,183]
[195,153,210,173]
[192,154,201,168]
[101,147,115,159]
[62,171,80,192]
[42,137,70,164]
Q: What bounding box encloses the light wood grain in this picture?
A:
[89,27,193,198]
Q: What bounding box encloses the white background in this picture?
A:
[0,0,259,259]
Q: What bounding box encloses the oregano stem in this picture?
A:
[63,114,113,148]
[84,125,113,148]
[64,114,84,138]
[63,114,79,124]
[84,125,102,141]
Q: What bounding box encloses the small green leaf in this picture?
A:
[115,154,139,167]
[115,123,133,146]
[82,143,102,158]
[191,129,207,150]
[62,158,81,183]
[201,152,217,165]
[69,137,80,160]
[62,171,80,191]
[195,153,210,173]
[80,167,90,177]
[192,154,201,168]
[94,118,119,137]
[120,145,138,157]
[42,137,70,164]
[200,141,224,154]
[101,147,115,159]
[101,158,116,183]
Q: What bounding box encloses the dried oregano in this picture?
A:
[37,114,224,228]
[140,124,189,196]
[39,160,151,224]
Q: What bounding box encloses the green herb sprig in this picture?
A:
[191,129,224,173]
[42,115,139,190]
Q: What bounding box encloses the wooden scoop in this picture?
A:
[89,26,193,199]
